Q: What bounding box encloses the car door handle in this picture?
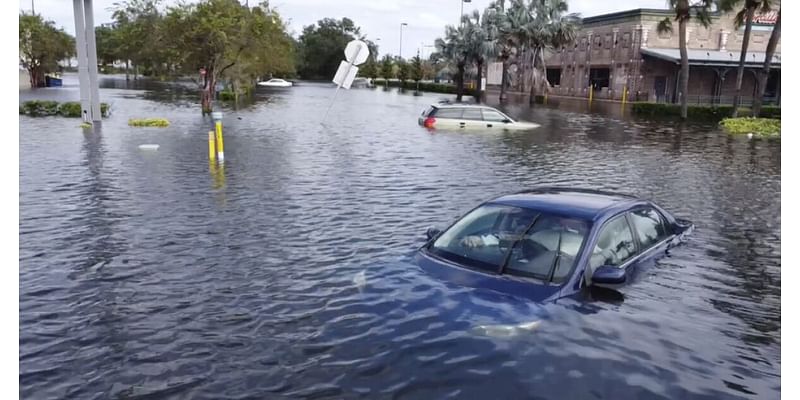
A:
[486,124,493,128]
[459,122,466,127]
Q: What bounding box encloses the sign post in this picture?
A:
[321,40,370,123]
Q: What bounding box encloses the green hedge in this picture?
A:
[371,79,475,96]
[632,102,780,121]
[20,100,110,118]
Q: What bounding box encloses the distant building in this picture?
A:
[489,5,781,105]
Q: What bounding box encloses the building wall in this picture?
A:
[539,5,780,101]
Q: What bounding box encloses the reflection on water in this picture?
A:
[20,75,780,399]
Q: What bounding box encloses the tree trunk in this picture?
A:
[679,19,689,120]
[500,58,509,102]
[456,63,465,102]
[27,65,45,88]
[529,47,541,105]
[201,70,215,115]
[475,59,483,103]
[753,8,780,117]
[125,60,130,81]
[732,7,755,117]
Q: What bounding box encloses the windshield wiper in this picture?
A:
[497,213,541,274]
[544,229,563,282]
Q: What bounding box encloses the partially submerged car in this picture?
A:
[415,187,693,302]
[418,103,540,131]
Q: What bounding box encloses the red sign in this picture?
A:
[753,11,778,25]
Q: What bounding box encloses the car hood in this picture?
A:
[414,251,564,303]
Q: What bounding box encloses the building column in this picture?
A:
[719,29,729,51]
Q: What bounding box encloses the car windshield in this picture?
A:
[428,204,589,282]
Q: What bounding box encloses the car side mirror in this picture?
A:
[502,119,512,123]
[591,265,626,284]
[426,227,441,240]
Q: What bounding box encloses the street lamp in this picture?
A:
[399,22,408,59]
[460,0,471,26]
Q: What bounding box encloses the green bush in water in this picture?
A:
[720,117,780,138]
[20,100,111,118]
[21,100,60,116]
[128,118,170,127]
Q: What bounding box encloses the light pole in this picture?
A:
[399,22,408,59]
[460,0,471,26]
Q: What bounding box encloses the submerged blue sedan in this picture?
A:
[415,187,693,302]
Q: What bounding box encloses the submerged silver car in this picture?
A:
[419,103,540,131]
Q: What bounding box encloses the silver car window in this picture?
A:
[433,108,463,119]
[462,109,483,121]
[482,109,507,122]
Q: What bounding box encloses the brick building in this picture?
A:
[489,6,781,104]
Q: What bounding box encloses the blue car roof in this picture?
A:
[489,187,642,221]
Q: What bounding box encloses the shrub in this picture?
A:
[20,100,111,118]
[720,117,780,138]
[21,100,60,116]
[632,102,781,121]
[370,79,474,96]
[128,118,170,127]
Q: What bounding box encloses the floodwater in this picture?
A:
[20,75,780,399]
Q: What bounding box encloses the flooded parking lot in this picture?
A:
[20,76,780,399]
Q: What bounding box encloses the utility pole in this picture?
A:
[72,0,101,123]
[399,22,408,59]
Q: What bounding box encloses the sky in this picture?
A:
[19,0,668,59]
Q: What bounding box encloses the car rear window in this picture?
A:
[433,108,464,119]
[422,106,437,117]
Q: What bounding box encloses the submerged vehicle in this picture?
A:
[418,103,540,130]
[257,78,292,88]
[415,187,693,302]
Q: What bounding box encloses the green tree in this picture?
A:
[19,12,74,88]
[111,0,164,79]
[411,55,423,93]
[752,7,780,116]
[359,56,377,81]
[397,58,409,88]
[657,0,714,119]
[488,0,528,101]
[94,25,119,69]
[521,0,579,104]
[719,0,773,117]
[462,9,500,103]
[433,24,469,101]
[380,55,394,87]
[296,18,362,79]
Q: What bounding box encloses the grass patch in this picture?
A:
[720,117,780,138]
[128,118,170,127]
[20,100,111,118]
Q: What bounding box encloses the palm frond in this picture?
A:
[657,17,673,34]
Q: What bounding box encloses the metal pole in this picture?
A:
[72,0,92,123]
[460,0,464,26]
[84,0,101,121]
[31,0,35,14]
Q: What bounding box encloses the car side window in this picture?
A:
[482,109,507,122]
[433,108,463,119]
[629,208,669,250]
[462,109,483,121]
[589,214,636,270]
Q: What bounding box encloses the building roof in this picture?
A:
[641,48,781,68]
[489,187,639,221]
[581,8,722,25]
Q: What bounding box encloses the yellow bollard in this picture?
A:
[208,131,216,161]
[588,85,593,105]
[544,92,548,104]
[622,85,628,105]
[214,120,224,162]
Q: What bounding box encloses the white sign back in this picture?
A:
[332,61,359,89]
[344,40,369,66]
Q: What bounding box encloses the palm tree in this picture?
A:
[657,0,714,120]
[433,24,469,102]
[484,0,527,101]
[524,0,579,105]
[719,0,773,117]
[751,7,779,116]
[462,9,499,103]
